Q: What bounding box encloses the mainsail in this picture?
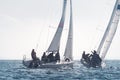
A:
[64,0,73,61]
[97,0,120,60]
[47,0,67,52]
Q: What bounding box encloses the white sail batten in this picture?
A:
[64,0,73,61]
[47,0,67,52]
[97,0,120,59]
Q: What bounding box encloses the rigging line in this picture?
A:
[93,27,103,50]
[35,25,45,52]
[45,25,50,51]
[89,27,97,51]
[89,26,103,51]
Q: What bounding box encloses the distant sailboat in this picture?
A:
[81,0,120,68]
[23,0,73,68]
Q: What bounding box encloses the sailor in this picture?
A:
[85,53,91,64]
[29,49,40,68]
[31,49,37,61]
[81,51,91,64]
[93,50,101,62]
[82,51,86,59]
[41,52,47,63]
[55,51,60,62]
[47,51,54,62]
[91,50,102,67]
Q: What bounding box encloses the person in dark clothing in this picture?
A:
[55,51,60,62]
[82,51,91,65]
[31,49,37,61]
[93,50,101,62]
[82,51,86,59]
[47,52,54,62]
[84,53,91,64]
[91,50,102,67]
[41,52,48,63]
[29,49,40,68]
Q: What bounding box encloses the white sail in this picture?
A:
[64,0,73,61]
[47,0,67,52]
[97,0,120,60]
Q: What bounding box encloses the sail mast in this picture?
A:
[47,0,67,52]
[64,0,73,61]
[97,0,120,59]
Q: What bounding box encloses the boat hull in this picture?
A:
[81,58,101,68]
[40,61,73,68]
[23,60,73,68]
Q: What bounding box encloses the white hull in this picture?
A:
[40,61,73,68]
[23,60,73,68]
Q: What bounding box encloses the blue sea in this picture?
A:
[0,60,120,80]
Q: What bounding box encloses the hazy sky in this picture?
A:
[0,0,120,60]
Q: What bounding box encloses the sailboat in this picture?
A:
[23,0,73,68]
[81,0,120,68]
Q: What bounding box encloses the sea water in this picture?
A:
[0,60,120,80]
